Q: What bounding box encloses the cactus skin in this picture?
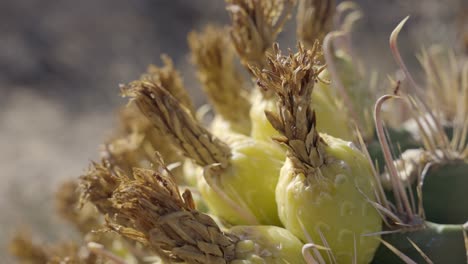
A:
[422,162,468,224]
[276,135,381,264]
[371,222,467,263]
[197,133,286,226]
[371,160,468,263]
[230,225,306,264]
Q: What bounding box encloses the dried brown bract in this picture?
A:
[188,25,251,134]
[252,42,327,172]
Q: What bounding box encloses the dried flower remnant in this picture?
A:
[262,43,381,263]
[251,42,354,142]
[55,179,128,254]
[124,82,231,169]
[79,160,132,228]
[141,55,195,114]
[106,165,239,263]
[103,56,192,182]
[188,25,251,135]
[55,180,101,235]
[226,0,296,75]
[104,102,184,182]
[259,43,326,169]
[296,0,335,47]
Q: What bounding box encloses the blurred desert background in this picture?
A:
[0,0,466,262]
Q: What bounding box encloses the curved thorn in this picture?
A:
[374,90,414,220]
[389,16,424,97]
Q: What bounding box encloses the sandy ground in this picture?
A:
[0,0,465,262]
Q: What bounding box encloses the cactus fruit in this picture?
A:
[256,43,381,263]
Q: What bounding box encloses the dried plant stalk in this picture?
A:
[188,25,251,134]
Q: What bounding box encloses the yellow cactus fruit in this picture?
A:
[258,43,381,263]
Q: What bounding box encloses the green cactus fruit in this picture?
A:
[276,135,382,263]
[230,225,306,264]
[197,133,286,226]
[322,45,378,140]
